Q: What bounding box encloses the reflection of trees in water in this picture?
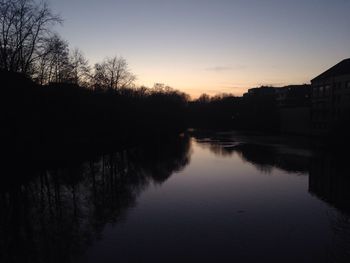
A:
[197,132,350,261]
[309,154,350,263]
[234,144,310,174]
[195,133,310,174]
[194,132,239,157]
[196,140,238,157]
[0,136,191,263]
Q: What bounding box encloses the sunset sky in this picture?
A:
[48,0,350,98]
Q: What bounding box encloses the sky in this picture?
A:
[48,0,350,98]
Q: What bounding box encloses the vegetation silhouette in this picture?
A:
[0,0,191,163]
[0,135,191,263]
[188,90,279,132]
[1,70,189,163]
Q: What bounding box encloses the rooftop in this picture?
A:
[311,58,350,82]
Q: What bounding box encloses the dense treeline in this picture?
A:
[0,0,264,160]
[0,0,191,158]
[1,66,280,162]
[188,94,241,129]
[1,71,189,161]
[188,91,279,132]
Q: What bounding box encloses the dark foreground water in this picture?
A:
[1,132,350,263]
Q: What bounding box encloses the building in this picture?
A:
[242,85,312,134]
[311,58,350,135]
[275,85,311,108]
[275,85,311,135]
[243,86,276,98]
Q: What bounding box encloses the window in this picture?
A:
[325,85,331,96]
[319,86,324,96]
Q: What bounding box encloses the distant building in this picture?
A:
[242,85,312,134]
[241,86,279,132]
[243,86,276,98]
[311,58,350,135]
[275,85,311,108]
[275,85,311,135]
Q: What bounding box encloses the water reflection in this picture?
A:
[309,154,350,263]
[195,132,310,174]
[1,132,350,262]
[195,132,350,263]
[195,132,350,209]
[309,154,350,213]
[0,135,191,263]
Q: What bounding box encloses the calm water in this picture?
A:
[1,132,350,263]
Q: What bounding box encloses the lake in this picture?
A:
[1,131,349,263]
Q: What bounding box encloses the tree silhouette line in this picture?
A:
[0,135,191,263]
[1,0,349,160]
[0,0,192,159]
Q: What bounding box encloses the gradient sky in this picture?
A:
[48,0,350,98]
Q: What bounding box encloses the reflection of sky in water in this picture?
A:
[81,137,339,263]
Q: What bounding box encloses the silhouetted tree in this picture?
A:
[69,48,91,86]
[189,93,240,129]
[35,34,71,84]
[93,56,136,90]
[0,0,62,74]
[197,93,210,103]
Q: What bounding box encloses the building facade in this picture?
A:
[275,85,311,135]
[311,59,350,135]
